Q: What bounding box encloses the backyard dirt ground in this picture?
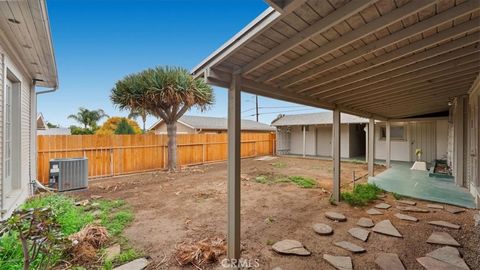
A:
[74,156,480,270]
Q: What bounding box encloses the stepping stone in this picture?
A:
[377,194,387,199]
[397,199,416,206]
[416,257,465,270]
[373,220,402,238]
[445,206,466,214]
[323,254,353,270]
[396,206,430,213]
[272,240,311,256]
[375,253,405,270]
[334,241,365,253]
[428,220,461,230]
[394,213,418,222]
[427,246,469,270]
[325,211,347,222]
[375,203,391,209]
[348,227,370,242]
[113,258,149,270]
[427,203,444,210]
[105,243,121,261]
[426,232,460,247]
[367,208,383,215]
[357,217,374,228]
[313,223,333,235]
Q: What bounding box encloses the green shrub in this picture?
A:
[341,183,382,206]
[288,176,316,188]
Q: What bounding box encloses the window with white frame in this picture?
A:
[380,125,406,141]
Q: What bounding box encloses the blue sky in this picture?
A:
[39,0,324,128]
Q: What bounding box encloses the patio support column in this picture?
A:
[302,125,306,157]
[368,118,375,176]
[227,73,241,260]
[386,121,391,168]
[332,108,341,202]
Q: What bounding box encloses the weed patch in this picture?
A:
[288,176,316,188]
[341,183,382,206]
[0,194,136,270]
[271,162,287,168]
[255,174,316,188]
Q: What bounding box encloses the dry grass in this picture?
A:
[174,237,226,268]
[68,224,109,265]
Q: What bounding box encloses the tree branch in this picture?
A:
[174,105,190,121]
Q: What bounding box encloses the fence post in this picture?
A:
[254,141,257,157]
[202,135,206,164]
[163,136,167,169]
[110,148,114,176]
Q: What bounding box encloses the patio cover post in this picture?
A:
[386,121,391,168]
[368,118,375,176]
[302,125,306,157]
[332,108,341,202]
[227,73,241,260]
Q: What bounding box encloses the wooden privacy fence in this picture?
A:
[37,133,276,183]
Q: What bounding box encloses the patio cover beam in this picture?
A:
[332,108,341,202]
[257,0,437,83]
[204,68,388,121]
[227,73,241,260]
[368,119,375,177]
[241,0,377,75]
[281,2,480,89]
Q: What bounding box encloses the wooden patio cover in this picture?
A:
[192,0,480,119]
[191,0,480,261]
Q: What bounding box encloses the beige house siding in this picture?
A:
[153,121,195,134]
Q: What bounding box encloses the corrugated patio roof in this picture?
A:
[271,111,368,126]
[192,0,480,120]
[150,115,275,131]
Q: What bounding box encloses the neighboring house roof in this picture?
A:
[271,112,368,126]
[37,113,47,130]
[150,115,275,132]
[37,128,71,136]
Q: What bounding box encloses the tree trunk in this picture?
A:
[166,122,177,171]
[142,115,146,133]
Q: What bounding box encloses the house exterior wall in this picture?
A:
[374,123,410,162]
[467,76,480,207]
[374,121,447,162]
[0,43,34,219]
[283,124,351,158]
[153,122,196,134]
[436,120,449,160]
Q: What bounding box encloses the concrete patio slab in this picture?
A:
[369,162,475,209]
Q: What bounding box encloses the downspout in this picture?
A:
[31,81,58,192]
